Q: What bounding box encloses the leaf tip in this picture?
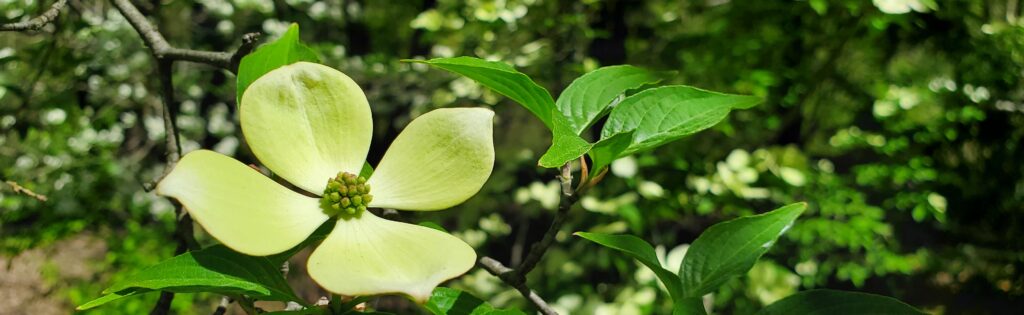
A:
[736,95,765,109]
[285,22,301,34]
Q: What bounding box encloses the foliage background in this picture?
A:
[1,0,1022,314]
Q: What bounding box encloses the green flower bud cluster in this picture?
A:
[322,172,372,216]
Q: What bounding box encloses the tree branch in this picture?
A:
[0,0,67,32]
[478,257,559,315]
[110,0,258,73]
[149,57,195,315]
[515,163,577,280]
[2,180,49,202]
[479,163,580,315]
[211,296,232,315]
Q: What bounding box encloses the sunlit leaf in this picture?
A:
[75,288,146,311]
[408,57,556,128]
[78,245,300,310]
[679,203,806,297]
[236,23,319,102]
[555,65,667,135]
[538,111,592,168]
[601,86,761,157]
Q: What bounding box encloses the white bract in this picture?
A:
[156,62,495,302]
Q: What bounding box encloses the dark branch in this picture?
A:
[231,32,262,71]
[513,164,577,281]
[0,0,67,32]
[110,0,257,73]
[156,60,182,166]
[212,296,232,315]
[478,257,559,315]
[149,58,197,315]
[480,163,580,315]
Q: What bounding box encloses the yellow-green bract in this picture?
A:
[155,62,495,302]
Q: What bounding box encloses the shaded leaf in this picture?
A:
[673,297,708,315]
[359,161,375,178]
[236,23,319,103]
[679,203,806,297]
[757,290,925,315]
[425,287,525,315]
[555,65,667,134]
[408,57,556,128]
[601,86,761,157]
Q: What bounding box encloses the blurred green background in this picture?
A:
[1,0,1022,314]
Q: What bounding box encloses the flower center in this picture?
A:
[322,172,372,217]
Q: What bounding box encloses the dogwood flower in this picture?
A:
[155,62,494,302]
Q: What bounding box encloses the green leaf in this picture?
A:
[75,288,146,311]
[425,287,526,315]
[555,65,667,135]
[263,309,326,315]
[757,290,924,315]
[418,221,449,232]
[673,297,708,315]
[408,57,556,128]
[587,131,635,174]
[679,203,806,297]
[359,161,375,178]
[236,23,319,103]
[600,86,762,157]
[79,245,300,310]
[574,232,685,306]
[334,296,372,313]
[538,111,592,168]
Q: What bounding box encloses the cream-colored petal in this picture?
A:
[306,212,476,302]
[156,150,329,256]
[367,108,494,211]
[240,62,373,194]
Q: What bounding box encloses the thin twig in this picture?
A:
[211,296,232,315]
[480,163,580,315]
[110,0,257,73]
[3,180,48,202]
[0,0,68,32]
[107,1,260,311]
[148,56,196,315]
[514,163,576,280]
[231,32,262,71]
[150,292,174,315]
[156,60,182,165]
[478,257,559,315]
